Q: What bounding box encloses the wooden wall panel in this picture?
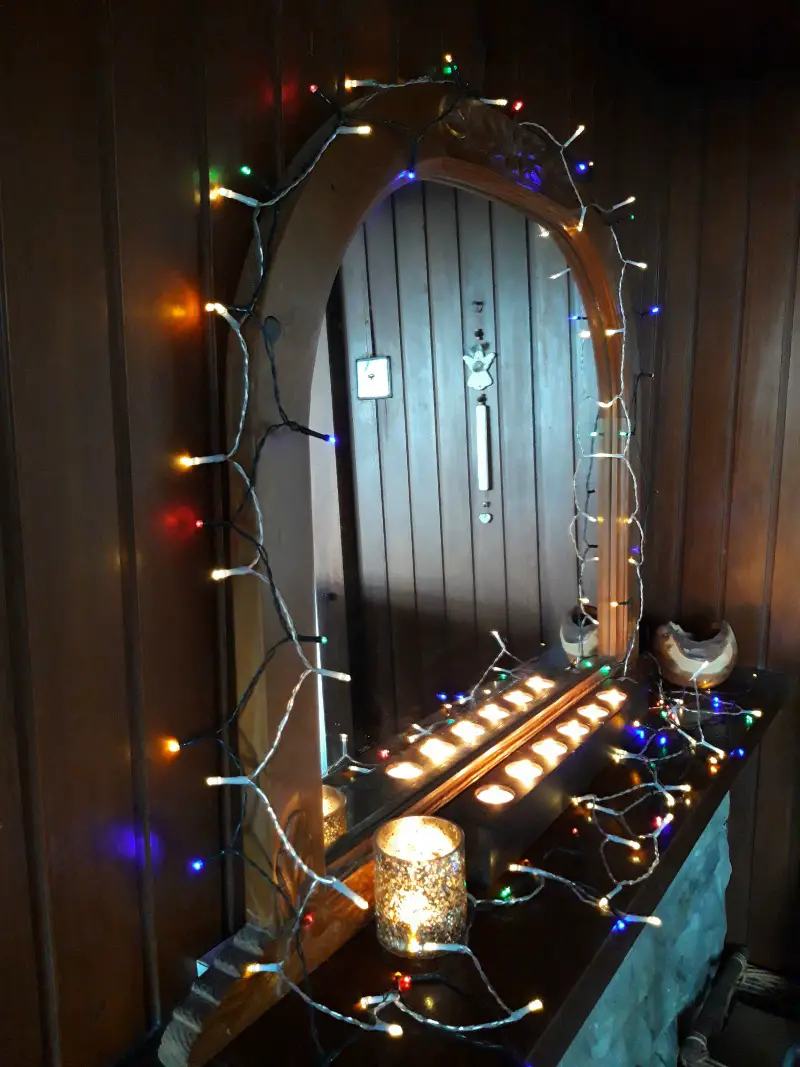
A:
[0,8,148,1064]
[723,84,800,665]
[107,0,225,1007]
[648,77,800,971]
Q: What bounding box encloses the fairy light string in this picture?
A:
[172,55,673,1042]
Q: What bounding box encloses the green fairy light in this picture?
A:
[499,672,508,680]
[581,659,593,669]
[499,886,513,901]
[240,165,252,176]
[600,664,612,675]
[745,714,754,727]
[320,635,328,645]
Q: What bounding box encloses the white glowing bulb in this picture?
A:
[550,267,570,280]
[450,720,485,744]
[528,998,544,1013]
[386,761,423,781]
[538,224,550,238]
[211,568,229,581]
[504,689,534,708]
[476,784,516,806]
[531,738,568,765]
[579,329,591,339]
[596,688,627,710]
[478,703,509,725]
[750,709,763,718]
[205,301,225,314]
[598,897,610,912]
[557,719,590,742]
[505,759,543,789]
[665,794,676,808]
[605,327,624,336]
[480,97,509,106]
[339,123,372,135]
[631,261,648,270]
[206,776,225,786]
[418,737,457,765]
[645,916,662,927]
[386,1024,403,1038]
[612,196,636,210]
[577,704,608,723]
[563,123,586,147]
[525,676,555,697]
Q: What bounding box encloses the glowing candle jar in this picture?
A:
[322,785,347,848]
[374,816,467,957]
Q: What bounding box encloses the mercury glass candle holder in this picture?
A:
[373,815,467,957]
[322,784,347,848]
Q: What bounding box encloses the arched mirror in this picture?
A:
[216,87,634,925]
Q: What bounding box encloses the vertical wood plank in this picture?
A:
[493,202,541,652]
[0,2,147,1062]
[0,213,47,1067]
[425,183,477,688]
[646,92,705,624]
[340,229,396,736]
[364,200,420,724]
[767,238,800,672]
[457,189,509,663]
[723,83,800,664]
[394,184,447,714]
[681,90,751,628]
[340,0,392,84]
[529,227,577,643]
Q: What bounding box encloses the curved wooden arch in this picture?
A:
[160,85,635,1066]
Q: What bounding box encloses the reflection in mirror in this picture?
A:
[308,179,600,859]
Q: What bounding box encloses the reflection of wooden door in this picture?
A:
[330,181,597,743]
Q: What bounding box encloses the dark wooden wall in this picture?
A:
[331,181,596,745]
[14,0,799,1065]
[647,78,800,970]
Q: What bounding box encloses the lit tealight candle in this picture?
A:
[525,676,555,696]
[374,816,467,957]
[504,690,534,709]
[476,784,516,806]
[450,720,485,744]
[596,688,627,709]
[505,759,543,789]
[419,737,458,765]
[557,719,591,742]
[478,703,510,725]
[577,703,609,723]
[386,761,424,781]
[532,738,568,765]
[322,784,347,848]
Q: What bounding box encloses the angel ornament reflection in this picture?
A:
[463,343,496,390]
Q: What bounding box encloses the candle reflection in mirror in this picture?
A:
[525,675,555,696]
[374,816,467,957]
[386,761,424,781]
[477,703,509,725]
[322,784,347,848]
[450,720,485,744]
[504,689,535,709]
[419,737,458,765]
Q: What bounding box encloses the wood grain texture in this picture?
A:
[333,181,602,737]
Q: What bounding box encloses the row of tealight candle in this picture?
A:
[384,675,557,784]
[475,687,628,808]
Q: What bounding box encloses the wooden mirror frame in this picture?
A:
[159,84,635,1067]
